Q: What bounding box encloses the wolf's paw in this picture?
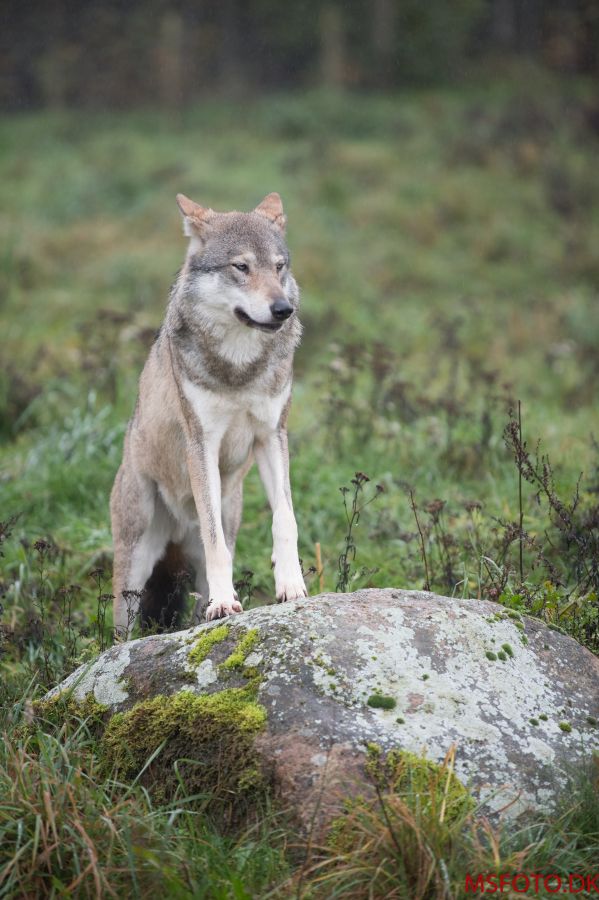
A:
[206,599,243,620]
[275,573,308,604]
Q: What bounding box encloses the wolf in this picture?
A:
[110,192,307,639]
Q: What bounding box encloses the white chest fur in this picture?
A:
[182,378,290,472]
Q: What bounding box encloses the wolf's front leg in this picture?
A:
[186,446,242,620]
[254,429,307,603]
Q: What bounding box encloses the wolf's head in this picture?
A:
[176,193,299,337]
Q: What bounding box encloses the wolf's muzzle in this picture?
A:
[270,299,294,321]
[234,307,284,332]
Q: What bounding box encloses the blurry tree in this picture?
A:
[371,0,398,88]
[390,0,485,83]
[217,0,245,95]
[320,4,346,88]
[157,10,185,109]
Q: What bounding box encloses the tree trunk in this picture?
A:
[217,0,245,96]
[157,11,185,110]
[371,0,397,88]
[491,0,517,49]
[320,4,345,88]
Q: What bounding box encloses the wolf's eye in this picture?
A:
[232,262,249,273]
[275,262,285,272]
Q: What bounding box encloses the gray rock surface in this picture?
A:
[48,589,599,823]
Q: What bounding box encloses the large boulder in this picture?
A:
[44,589,599,826]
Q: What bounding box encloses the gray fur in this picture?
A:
[111,194,307,638]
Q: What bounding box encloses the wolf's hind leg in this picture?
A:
[182,527,209,624]
[141,541,189,632]
[111,468,170,639]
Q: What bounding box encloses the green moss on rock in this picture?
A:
[327,744,476,854]
[220,628,260,671]
[361,744,474,824]
[187,624,230,668]
[17,691,108,748]
[32,691,107,731]
[100,686,268,815]
[367,694,396,710]
[327,813,356,853]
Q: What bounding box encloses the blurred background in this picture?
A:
[2,8,599,893]
[1,0,599,641]
[1,0,598,106]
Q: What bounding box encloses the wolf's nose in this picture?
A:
[270,299,293,321]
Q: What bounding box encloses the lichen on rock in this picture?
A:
[44,643,131,707]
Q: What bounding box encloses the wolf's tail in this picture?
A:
[140,541,189,632]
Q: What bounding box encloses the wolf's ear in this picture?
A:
[254,192,286,234]
[176,193,215,239]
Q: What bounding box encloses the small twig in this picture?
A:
[439,743,457,825]
[373,781,404,857]
[408,489,430,591]
[337,473,383,592]
[518,400,524,585]
[315,542,324,593]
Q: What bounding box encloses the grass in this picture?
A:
[291,747,599,899]
[0,716,289,898]
[1,68,599,894]
[1,702,598,897]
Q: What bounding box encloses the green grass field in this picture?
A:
[1,70,599,896]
